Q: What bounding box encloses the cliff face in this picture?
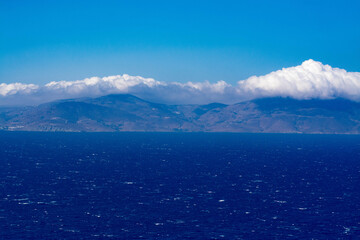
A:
[1,94,360,133]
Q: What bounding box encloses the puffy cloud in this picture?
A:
[0,74,238,105]
[0,83,39,96]
[237,59,360,100]
[45,74,163,94]
[1,59,360,106]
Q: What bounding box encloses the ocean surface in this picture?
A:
[0,132,360,239]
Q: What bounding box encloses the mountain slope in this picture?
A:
[1,94,360,133]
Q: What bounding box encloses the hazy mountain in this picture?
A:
[1,94,360,133]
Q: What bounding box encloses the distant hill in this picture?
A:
[1,94,360,133]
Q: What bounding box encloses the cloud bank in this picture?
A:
[238,59,360,100]
[1,60,360,106]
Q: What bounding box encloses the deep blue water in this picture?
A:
[0,132,360,239]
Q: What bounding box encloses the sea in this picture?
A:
[0,132,360,239]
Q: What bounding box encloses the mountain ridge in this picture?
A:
[1,94,360,133]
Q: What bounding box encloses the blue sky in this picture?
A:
[1,0,359,85]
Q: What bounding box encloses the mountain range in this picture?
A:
[1,94,360,133]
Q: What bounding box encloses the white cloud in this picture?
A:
[45,74,163,94]
[237,59,360,100]
[0,83,39,96]
[1,59,360,106]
